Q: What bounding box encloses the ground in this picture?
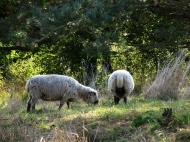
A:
[0,95,190,142]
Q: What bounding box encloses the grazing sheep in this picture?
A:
[26,74,99,112]
[108,70,134,104]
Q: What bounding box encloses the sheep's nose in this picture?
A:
[94,100,99,105]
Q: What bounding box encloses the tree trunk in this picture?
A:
[83,57,97,88]
[102,55,113,75]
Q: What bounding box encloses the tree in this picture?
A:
[0,0,189,87]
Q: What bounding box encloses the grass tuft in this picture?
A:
[144,52,190,100]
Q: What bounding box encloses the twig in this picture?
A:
[93,126,99,142]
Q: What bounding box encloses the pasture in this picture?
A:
[0,94,190,142]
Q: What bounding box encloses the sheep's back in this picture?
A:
[27,75,78,97]
[108,70,134,93]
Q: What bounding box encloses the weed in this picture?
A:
[132,111,158,127]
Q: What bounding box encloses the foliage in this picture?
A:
[132,111,158,127]
[0,91,9,107]
[0,74,9,107]
[0,0,190,87]
[7,52,43,83]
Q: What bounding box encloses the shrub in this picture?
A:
[8,57,43,84]
[0,91,9,107]
[0,74,9,107]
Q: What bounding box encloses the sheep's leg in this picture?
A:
[123,96,127,104]
[58,99,65,110]
[32,103,36,110]
[114,96,120,105]
[27,96,32,112]
[66,101,70,109]
[31,97,38,112]
[58,103,64,110]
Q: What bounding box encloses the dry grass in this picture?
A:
[0,116,40,142]
[0,96,190,142]
[0,97,90,142]
[48,127,88,142]
[0,115,88,142]
[144,52,190,100]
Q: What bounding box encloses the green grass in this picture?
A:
[0,96,190,142]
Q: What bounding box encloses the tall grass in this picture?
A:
[144,52,190,100]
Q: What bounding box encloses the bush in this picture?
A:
[0,74,9,107]
[0,91,9,107]
[8,57,43,84]
[0,56,43,101]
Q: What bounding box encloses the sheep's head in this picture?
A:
[83,90,99,105]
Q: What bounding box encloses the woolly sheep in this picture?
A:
[26,74,99,112]
[108,70,134,104]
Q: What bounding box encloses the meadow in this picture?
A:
[0,93,190,142]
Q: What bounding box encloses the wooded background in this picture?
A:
[0,0,190,89]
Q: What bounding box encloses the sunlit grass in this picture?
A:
[0,95,190,141]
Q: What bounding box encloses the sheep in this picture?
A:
[108,70,134,104]
[26,74,99,112]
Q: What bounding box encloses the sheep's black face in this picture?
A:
[116,87,125,98]
[87,91,99,105]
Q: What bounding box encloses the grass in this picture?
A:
[0,95,190,142]
[144,53,190,100]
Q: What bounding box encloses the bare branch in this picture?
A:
[0,46,32,52]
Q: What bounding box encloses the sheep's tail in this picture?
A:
[116,75,124,88]
[25,79,30,93]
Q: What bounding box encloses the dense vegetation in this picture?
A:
[1,0,190,85]
[0,0,190,141]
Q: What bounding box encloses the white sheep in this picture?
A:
[108,70,134,104]
[26,74,99,112]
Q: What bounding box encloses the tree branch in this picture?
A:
[0,46,32,52]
